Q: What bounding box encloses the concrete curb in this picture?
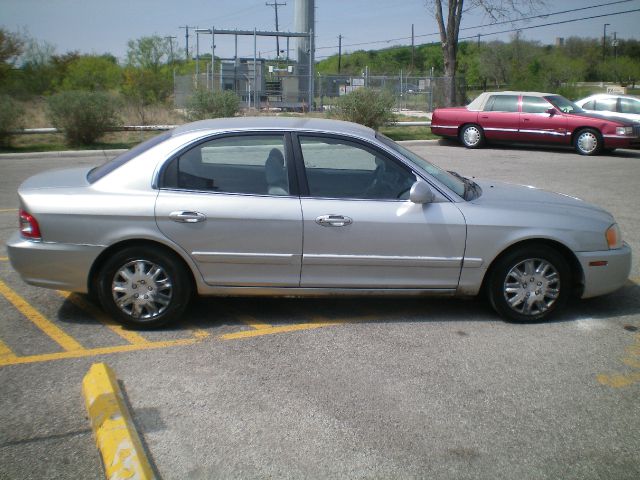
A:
[82,363,155,480]
[0,150,127,160]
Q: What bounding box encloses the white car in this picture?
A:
[575,93,640,123]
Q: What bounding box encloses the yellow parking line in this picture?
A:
[57,291,150,345]
[182,322,210,339]
[0,208,17,213]
[219,312,378,340]
[0,257,8,261]
[0,337,201,367]
[0,339,17,362]
[0,280,84,352]
[227,307,273,330]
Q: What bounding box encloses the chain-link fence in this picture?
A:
[174,69,467,113]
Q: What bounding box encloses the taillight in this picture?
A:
[19,209,41,240]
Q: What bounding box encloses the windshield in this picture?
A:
[546,95,585,114]
[376,133,466,198]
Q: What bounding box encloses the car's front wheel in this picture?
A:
[459,124,485,149]
[97,246,192,328]
[487,246,571,323]
[574,128,602,156]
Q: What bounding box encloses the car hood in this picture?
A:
[470,179,612,221]
[570,111,638,126]
[19,167,92,191]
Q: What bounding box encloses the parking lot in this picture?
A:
[1,142,639,479]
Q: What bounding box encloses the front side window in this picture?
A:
[594,98,617,112]
[299,136,415,200]
[162,134,289,196]
[522,96,552,114]
[485,95,519,112]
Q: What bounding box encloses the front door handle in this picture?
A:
[169,211,207,223]
[315,214,353,227]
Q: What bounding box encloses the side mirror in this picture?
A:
[546,107,557,116]
[409,180,435,204]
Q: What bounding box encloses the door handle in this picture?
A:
[315,215,353,227]
[169,211,207,223]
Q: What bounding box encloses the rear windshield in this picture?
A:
[87,132,172,184]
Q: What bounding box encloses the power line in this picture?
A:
[315,0,638,51]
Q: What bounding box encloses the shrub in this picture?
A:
[0,95,24,146]
[47,91,121,145]
[186,89,240,120]
[333,87,395,130]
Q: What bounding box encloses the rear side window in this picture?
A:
[582,100,595,110]
[484,95,519,112]
[594,98,616,112]
[522,96,552,114]
[162,134,290,196]
[87,132,171,184]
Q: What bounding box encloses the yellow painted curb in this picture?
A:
[82,363,155,480]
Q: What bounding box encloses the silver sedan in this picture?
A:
[7,117,631,327]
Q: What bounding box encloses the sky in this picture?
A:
[2,0,640,63]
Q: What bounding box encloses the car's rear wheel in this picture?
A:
[487,246,571,323]
[459,124,485,149]
[574,128,602,156]
[97,246,192,328]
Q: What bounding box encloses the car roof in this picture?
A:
[467,91,555,110]
[171,116,376,139]
[578,93,639,101]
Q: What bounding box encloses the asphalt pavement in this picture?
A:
[0,142,639,479]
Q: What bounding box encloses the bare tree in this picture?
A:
[428,0,543,106]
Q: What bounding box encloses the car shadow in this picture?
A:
[56,280,640,331]
[436,138,640,158]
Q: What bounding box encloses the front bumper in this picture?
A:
[6,232,104,293]
[576,243,632,298]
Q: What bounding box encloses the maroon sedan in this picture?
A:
[431,91,640,155]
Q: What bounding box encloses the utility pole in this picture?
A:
[338,34,342,73]
[165,36,177,63]
[603,23,610,63]
[179,26,194,60]
[411,24,415,70]
[266,1,286,56]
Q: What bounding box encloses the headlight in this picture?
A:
[606,223,623,249]
[615,126,633,136]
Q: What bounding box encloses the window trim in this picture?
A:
[157,131,300,197]
[292,132,419,202]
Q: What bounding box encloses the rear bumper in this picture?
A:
[576,243,632,298]
[6,232,103,293]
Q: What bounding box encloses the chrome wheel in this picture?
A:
[576,131,598,155]
[112,259,173,320]
[462,125,483,148]
[503,258,560,317]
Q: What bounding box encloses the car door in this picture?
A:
[519,95,568,144]
[155,132,303,287]
[478,94,520,141]
[294,134,466,289]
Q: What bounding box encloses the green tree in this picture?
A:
[0,95,24,147]
[62,55,122,91]
[0,29,24,85]
[126,36,171,71]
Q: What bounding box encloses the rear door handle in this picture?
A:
[169,211,207,223]
[315,214,353,227]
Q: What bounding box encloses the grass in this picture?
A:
[380,125,437,141]
[0,131,162,153]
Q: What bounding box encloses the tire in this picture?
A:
[573,128,602,156]
[97,246,192,328]
[459,124,485,149]
[487,246,571,323]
